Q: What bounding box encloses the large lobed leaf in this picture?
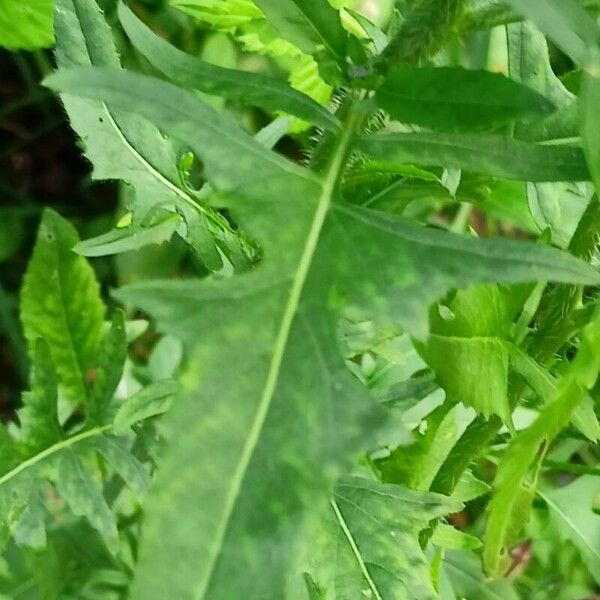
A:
[45,61,600,598]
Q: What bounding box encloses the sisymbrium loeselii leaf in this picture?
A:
[5,0,600,596]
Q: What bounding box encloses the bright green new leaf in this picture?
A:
[379,402,464,490]
[20,209,105,402]
[118,3,339,131]
[376,67,555,130]
[0,0,54,50]
[170,0,333,131]
[308,478,462,600]
[43,63,600,597]
[253,0,348,70]
[510,346,600,441]
[356,132,591,182]
[431,523,482,550]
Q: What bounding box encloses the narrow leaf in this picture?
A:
[376,67,555,130]
[356,132,590,182]
[484,310,600,577]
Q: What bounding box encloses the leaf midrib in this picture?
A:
[538,488,600,561]
[330,498,383,600]
[197,105,361,598]
[0,425,111,487]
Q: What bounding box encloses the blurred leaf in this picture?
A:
[114,380,179,434]
[0,0,54,50]
[504,0,600,65]
[582,46,600,195]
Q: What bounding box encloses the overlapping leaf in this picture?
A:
[2,211,176,554]
[484,309,600,578]
[54,0,244,268]
[307,478,461,600]
[0,0,54,50]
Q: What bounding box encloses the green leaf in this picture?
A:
[53,449,118,552]
[20,209,105,402]
[18,340,62,455]
[432,523,482,550]
[0,0,54,50]
[55,0,243,267]
[356,132,591,182]
[308,478,461,600]
[510,347,600,441]
[170,0,333,132]
[375,67,555,131]
[92,436,149,497]
[506,21,594,253]
[45,66,600,598]
[507,22,578,142]
[504,0,600,65]
[87,310,127,426]
[582,47,600,195]
[75,213,183,257]
[379,402,465,490]
[113,379,179,434]
[540,476,600,584]
[442,550,520,600]
[484,309,600,578]
[118,3,339,131]
[253,0,348,68]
